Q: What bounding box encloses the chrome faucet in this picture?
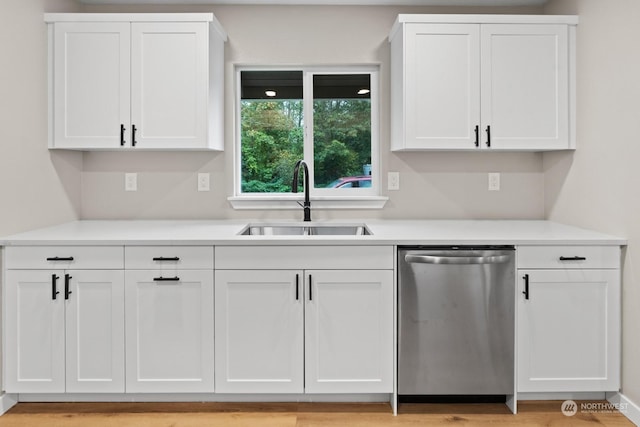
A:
[292,160,311,222]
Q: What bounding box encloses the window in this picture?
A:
[239,70,304,193]
[231,66,384,209]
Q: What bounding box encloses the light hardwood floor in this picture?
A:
[0,401,634,427]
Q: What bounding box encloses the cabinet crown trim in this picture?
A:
[44,13,228,41]
[389,14,578,41]
[45,12,213,22]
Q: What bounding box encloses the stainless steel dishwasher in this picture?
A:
[398,246,515,399]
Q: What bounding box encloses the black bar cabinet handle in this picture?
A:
[559,256,587,261]
[308,275,313,301]
[64,274,72,300]
[46,256,74,262]
[132,124,137,147]
[153,276,180,282]
[152,257,180,262]
[474,125,479,147]
[486,125,491,147]
[295,274,299,301]
[120,124,126,146]
[522,274,529,300]
[52,274,60,300]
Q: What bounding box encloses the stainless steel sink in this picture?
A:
[238,223,372,236]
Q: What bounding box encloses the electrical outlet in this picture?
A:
[198,173,210,192]
[388,172,400,191]
[125,173,137,192]
[488,172,500,191]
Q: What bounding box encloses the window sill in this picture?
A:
[228,195,389,210]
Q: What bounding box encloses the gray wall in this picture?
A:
[544,0,640,411]
[78,3,545,221]
[0,0,81,238]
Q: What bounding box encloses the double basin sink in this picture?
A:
[239,223,372,236]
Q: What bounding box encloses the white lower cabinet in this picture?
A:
[517,246,621,393]
[305,269,394,393]
[4,269,125,393]
[124,270,215,393]
[65,270,125,393]
[4,240,623,402]
[214,246,394,395]
[214,270,304,393]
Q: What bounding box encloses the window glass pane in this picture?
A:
[240,71,303,193]
[313,74,372,189]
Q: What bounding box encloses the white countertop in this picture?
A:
[0,219,626,246]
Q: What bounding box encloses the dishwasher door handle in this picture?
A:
[404,254,511,265]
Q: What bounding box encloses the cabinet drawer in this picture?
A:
[125,246,214,269]
[4,246,123,269]
[517,246,620,269]
[215,246,394,270]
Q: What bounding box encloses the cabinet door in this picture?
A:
[130,22,208,149]
[305,270,394,393]
[53,22,131,149]
[125,270,214,392]
[65,270,125,393]
[518,269,620,392]
[403,23,480,149]
[4,270,65,392]
[481,24,569,150]
[214,270,304,393]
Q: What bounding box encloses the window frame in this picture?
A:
[229,64,387,210]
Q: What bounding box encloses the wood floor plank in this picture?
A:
[0,401,634,427]
[0,413,298,427]
[4,402,300,414]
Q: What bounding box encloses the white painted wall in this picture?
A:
[544,0,640,411]
[77,3,545,220]
[0,0,81,238]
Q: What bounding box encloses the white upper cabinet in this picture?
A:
[52,22,130,149]
[481,24,569,150]
[130,22,209,149]
[46,14,227,151]
[398,23,481,149]
[389,15,577,151]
